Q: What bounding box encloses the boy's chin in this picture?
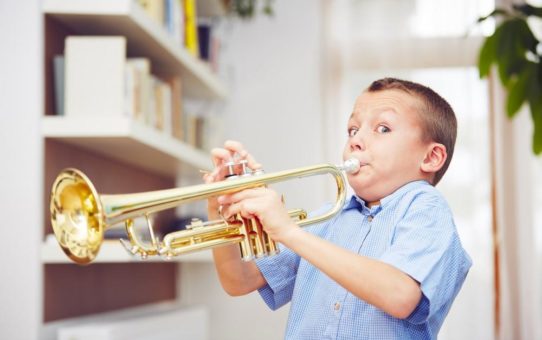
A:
[352,187,383,204]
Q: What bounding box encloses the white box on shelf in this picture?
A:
[43,303,208,340]
[64,36,127,117]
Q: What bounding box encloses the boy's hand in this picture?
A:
[203,140,262,217]
[217,187,300,244]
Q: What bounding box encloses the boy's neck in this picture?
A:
[368,200,381,207]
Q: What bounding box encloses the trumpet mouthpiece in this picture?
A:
[340,158,361,174]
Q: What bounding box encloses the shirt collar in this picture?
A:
[343,180,431,216]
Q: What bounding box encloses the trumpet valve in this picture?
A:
[186,218,204,230]
[224,161,237,179]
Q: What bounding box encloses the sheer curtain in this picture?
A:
[323,1,495,339]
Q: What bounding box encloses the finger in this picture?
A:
[224,140,253,161]
[223,141,263,170]
[222,200,257,220]
[217,187,267,205]
[210,147,234,166]
[210,148,240,180]
[245,153,263,170]
[223,140,246,155]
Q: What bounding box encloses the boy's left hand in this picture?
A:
[217,187,299,243]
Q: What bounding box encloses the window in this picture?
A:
[324,1,495,338]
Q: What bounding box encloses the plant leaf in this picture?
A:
[515,19,539,54]
[527,67,542,154]
[495,20,518,84]
[495,19,532,85]
[506,65,532,118]
[478,33,497,78]
[513,4,542,19]
[532,104,542,154]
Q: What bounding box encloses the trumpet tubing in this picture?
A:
[50,159,360,264]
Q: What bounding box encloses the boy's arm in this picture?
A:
[208,205,267,296]
[219,187,422,319]
[205,141,267,296]
[282,227,422,319]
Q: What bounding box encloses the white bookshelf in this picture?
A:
[42,115,212,176]
[43,0,227,100]
[42,235,213,264]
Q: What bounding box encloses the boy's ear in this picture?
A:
[420,143,447,174]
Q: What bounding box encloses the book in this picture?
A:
[165,0,184,46]
[157,72,184,141]
[184,112,205,148]
[198,19,212,61]
[125,58,152,122]
[64,36,126,117]
[184,0,200,57]
[53,55,64,115]
[138,0,165,28]
[153,78,173,134]
[168,76,184,141]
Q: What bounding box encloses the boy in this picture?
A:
[204,78,472,339]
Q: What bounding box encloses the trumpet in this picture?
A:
[50,158,360,265]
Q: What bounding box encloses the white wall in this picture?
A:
[219,0,326,211]
[179,1,325,339]
[0,1,44,339]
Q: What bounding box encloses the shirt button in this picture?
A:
[367,215,373,222]
[334,302,341,311]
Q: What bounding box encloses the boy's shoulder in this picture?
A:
[389,180,452,215]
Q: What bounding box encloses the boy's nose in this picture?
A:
[349,134,366,151]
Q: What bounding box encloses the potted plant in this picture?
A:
[228,0,274,19]
[478,3,542,154]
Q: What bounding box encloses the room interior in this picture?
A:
[1,0,541,339]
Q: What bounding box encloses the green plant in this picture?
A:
[478,4,542,154]
[228,0,274,19]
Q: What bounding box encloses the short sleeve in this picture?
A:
[255,243,301,310]
[380,198,472,324]
[254,203,334,311]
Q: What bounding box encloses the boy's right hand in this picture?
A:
[203,140,262,217]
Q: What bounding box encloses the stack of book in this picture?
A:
[137,0,222,69]
[54,36,184,140]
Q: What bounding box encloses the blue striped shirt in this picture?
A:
[255,180,472,339]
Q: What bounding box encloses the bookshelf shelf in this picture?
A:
[43,0,227,100]
[42,235,213,264]
[42,116,212,176]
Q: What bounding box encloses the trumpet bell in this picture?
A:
[50,168,105,264]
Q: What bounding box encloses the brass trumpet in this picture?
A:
[50,158,360,265]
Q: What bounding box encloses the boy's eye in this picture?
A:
[376,125,390,133]
[348,127,359,137]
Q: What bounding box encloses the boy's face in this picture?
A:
[343,89,432,203]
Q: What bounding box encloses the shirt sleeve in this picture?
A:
[254,203,334,311]
[379,195,472,325]
[255,243,301,310]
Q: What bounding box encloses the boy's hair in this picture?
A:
[367,77,457,185]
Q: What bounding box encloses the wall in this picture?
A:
[179,1,325,339]
[0,1,43,339]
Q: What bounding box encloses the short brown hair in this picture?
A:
[367,77,457,185]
